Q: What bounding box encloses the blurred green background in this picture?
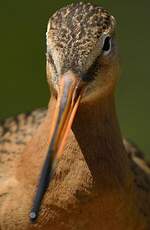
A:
[0,0,150,158]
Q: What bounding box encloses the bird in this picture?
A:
[0,2,150,230]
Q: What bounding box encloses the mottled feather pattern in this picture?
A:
[123,139,150,221]
[0,109,47,181]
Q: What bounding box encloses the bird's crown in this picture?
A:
[46,2,115,75]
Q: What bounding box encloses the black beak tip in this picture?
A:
[29,211,38,223]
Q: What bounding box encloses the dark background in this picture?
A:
[0,1,150,158]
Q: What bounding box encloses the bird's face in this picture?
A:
[45,2,119,165]
[30,3,120,221]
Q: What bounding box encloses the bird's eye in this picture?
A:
[102,36,111,54]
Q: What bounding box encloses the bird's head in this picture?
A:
[46,2,119,102]
[30,2,120,222]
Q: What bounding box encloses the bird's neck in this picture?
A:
[72,93,131,187]
[17,93,131,189]
[15,93,139,227]
[70,93,143,228]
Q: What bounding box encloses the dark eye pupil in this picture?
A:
[102,36,111,52]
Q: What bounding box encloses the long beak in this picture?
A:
[30,71,84,222]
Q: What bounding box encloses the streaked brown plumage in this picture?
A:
[0,2,150,230]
